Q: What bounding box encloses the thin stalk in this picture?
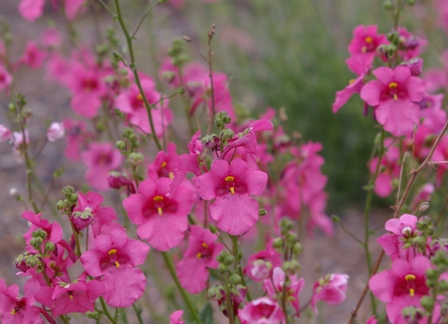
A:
[161,252,200,324]
[223,273,234,324]
[132,304,143,324]
[100,296,117,324]
[230,236,252,301]
[113,0,162,151]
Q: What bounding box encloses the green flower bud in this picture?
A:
[114,108,124,117]
[218,264,228,273]
[272,237,284,249]
[259,209,267,216]
[383,0,394,10]
[30,237,43,249]
[177,87,185,95]
[419,296,434,312]
[56,199,67,211]
[45,242,56,253]
[229,274,242,285]
[292,242,303,255]
[331,214,340,223]
[129,152,144,166]
[68,194,78,204]
[116,140,126,151]
[62,185,75,197]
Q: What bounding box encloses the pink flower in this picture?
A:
[263,267,305,314]
[244,248,282,282]
[369,256,433,324]
[123,177,195,251]
[176,226,224,293]
[63,119,88,161]
[376,214,422,261]
[115,77,172,137]
[19,0,45,21]
[332,55,371,113]
[0,125,11,142]
[81,142,123,191]
[348,25,387,63]
[46,122,65,142]
[311,273,349,312]
[80,229,149,307]
[0,65,13,91]
[169,310,184,324]
[369,138,400,197]
[238,297,285,324]
[419,93,446,133]
[19,42,46,69]
[0,281,46,324]
[397,27,426,61]
[147,142,179,180]
[360,66,425,136]
[65,0,86,20]
[196,158,268,236]
[67,62,108,118]
[34,276,104,317]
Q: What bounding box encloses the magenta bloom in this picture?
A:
[369,138,400,197]
[244,248,282,282]
[0,65,13,91]
[263,267,305,314]
[19,42,46,69]
[176,226,224,293]
[239,297,285,324]
[81,142,123,191]
[376,214,422,261]
[169,310,184,324]
[18,0,45,21]
[80,229,149,307]
[311,273,349,312]
[360,66,425,136]
[115,77,173,137]
[123,177,195,251]
[34,277,104,317]
[196,158,268,236]
[369,256,432,324]
[348,25,387,61]
[0,280,46,324]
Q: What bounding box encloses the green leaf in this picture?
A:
[199,303,213,324]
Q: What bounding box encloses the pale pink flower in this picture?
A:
[46,122,65,142]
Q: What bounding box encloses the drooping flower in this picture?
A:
[123,177,195,251]
[360,66,425,136]
[196,158,268,236]
[176,226,224,293]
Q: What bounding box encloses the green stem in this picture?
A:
[223,273,234,324]
[132,303,143,324]
[363,128,385,316]
[113,0,162,151]
[19,122,39,213]
[100,296,117,324]
[161,252,200,324]
[230,236,252,301]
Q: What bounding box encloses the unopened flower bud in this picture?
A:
[218,264,228,273]
[383,0,393,10]
[419,296,434,312]
[272,237,284,249]
[417,202,430,212]
[45,242,55,253]
[229,274,242,285]
[177,87,185,94]
[407,0,415,5]
[331,214,340,223]
[114,108,124,117]
[56,199,67,210]
[259,209,267,216]
[129,152,144,166]
[116,140,126,151]
[68,193,78,203]
[62,185,75,197]
[30,237,43,249]
[292,242,303,255]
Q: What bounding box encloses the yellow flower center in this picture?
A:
[196,252,202,259]
[405,274,416,281]
[225,176,235,182]
[202,242,208,248]
[365,36,373,43]
[389,82,398,89]
[108,249,117,256]
[161,161,167,168]
[153,195,164,201]
[115,261,120,268]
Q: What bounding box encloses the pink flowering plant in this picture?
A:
[2,0,448,323]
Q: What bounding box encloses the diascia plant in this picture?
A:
[0,0,447,323]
